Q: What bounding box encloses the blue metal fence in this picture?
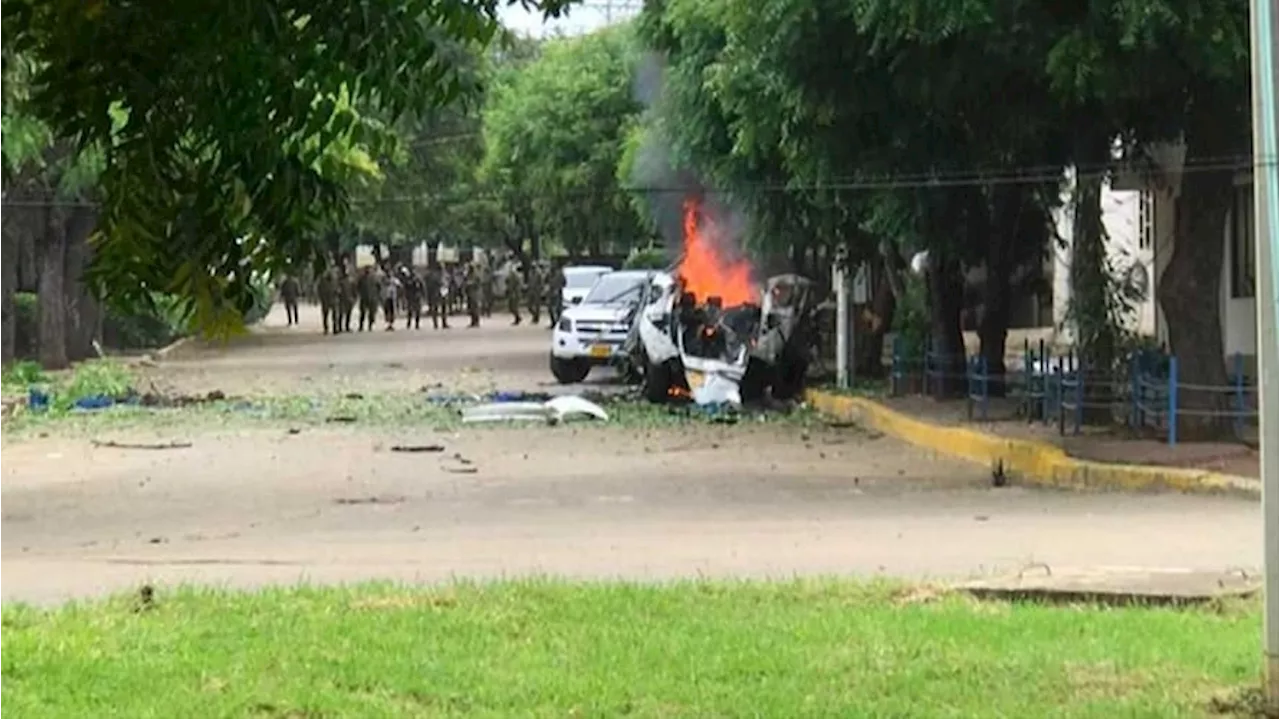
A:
[888,340,1259,445]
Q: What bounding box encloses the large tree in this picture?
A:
[3,0,571,334]
[480,24,647,259]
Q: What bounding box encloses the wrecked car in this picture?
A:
[622,273,819,406]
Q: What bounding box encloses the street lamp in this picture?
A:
[1247,0,1278,711]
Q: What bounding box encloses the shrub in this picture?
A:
[622,246,669,270]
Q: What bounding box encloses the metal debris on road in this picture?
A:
[390,444,446,453]
[92,439,193,450]
[460,395,609,425]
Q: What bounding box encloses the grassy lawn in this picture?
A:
[1,580,1261,718]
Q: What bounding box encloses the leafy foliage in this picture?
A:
[3,0,573,333]
[480,24,648,256]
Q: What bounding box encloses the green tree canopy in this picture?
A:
[480,24,647,257]
[3,0,571,333]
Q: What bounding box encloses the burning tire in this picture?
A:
[644,358,688,404]
[549,355,591,384]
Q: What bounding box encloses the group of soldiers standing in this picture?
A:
[276,254,568,334]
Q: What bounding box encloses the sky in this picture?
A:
[497,1,641,38]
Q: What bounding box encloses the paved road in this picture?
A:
[0,305,1263,604]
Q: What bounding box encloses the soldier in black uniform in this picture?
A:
[315,269,339,335]
[402,267,424,329]
[424,264,449,329]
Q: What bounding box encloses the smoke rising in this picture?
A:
[628,52,755,277]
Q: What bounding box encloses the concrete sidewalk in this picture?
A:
[807,390,1261,499]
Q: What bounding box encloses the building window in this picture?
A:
[1231,184,1255,298]
[1138,191,1154,249]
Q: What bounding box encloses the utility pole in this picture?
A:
[834,247,851,389]
[1247,0,1279,712]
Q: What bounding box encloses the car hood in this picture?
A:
[563,304,632,323]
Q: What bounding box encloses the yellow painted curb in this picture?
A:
[806,390,1260,499]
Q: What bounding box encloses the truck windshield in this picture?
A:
[584,274,645,305]
[565,270,607,289]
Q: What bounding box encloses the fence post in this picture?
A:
[966,355,974,421]
[980,354,990,420]
[1056,363,1065,436]
[1167,355,1179,446]
[1023,339,1032,422]
[922,337,931,397]
[1130,353,1142,429]
[1074,363,1084,435]
[1234,352,1246,439]
[891,335,902,397]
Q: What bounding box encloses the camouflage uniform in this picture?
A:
[506,266,524,325]
[546,264,565,326]
[280,276,301,326]
[315,270,339,335]
[481,261,495,317]
[526,264,545,326]
[356,267,380,331]
[424,265,449,329]
[464,263,482,328]
[402,268,424,329]
[337,269,356,333]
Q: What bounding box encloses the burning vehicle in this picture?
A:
[621,199,819,406]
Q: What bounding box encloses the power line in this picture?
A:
[3,155,1269,209]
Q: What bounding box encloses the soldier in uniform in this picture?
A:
[356,266,379,331]
[380,266,402,330]
[546,261,565,327]
[315,268,339,335]
[464,262,482,328]
[402,266,424,330]
[505,263,524,325]
[526,262,545,326]
[481,259,495,318]
[424,263,449,329]
[279,274,301,326]
[336,264,356,333]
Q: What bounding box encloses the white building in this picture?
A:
[1050,145,1257,362]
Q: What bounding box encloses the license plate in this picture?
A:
[588,344,611,359]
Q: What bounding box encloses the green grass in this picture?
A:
[0,580,1261,718]
[2,390,824,439]
[2,358,135,412]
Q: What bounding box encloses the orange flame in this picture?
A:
[678,198,758,307]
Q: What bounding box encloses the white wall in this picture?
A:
[1051,170,1157,341]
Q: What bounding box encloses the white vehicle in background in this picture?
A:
[550,270,654,384]
[560,265,612,311]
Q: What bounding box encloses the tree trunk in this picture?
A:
[38,205,69,370]
[979,187,1022,397]
[927,254,967,398]
[1068,134,1114,423]
[1,203,18,365]
[62,207,101,361]
[1156,94,1239,439]
[857,274,896,377]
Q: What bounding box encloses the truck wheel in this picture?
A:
[549,355,591,384]
[643,358,690,403]
[643,361,670,403]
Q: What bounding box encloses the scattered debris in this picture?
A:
[325,416,357,423]
[333,495,406,506]
[134,584,156,613]
[441,466,479,475]
[991,460,1008,488]
[147,536,168,544]
[287,428,301,435]
[344,393,365,400]
[390,444,445,453]
[461,395,610,425]
[92,440,193,450]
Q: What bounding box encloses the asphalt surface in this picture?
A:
[0,304,1263,605]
